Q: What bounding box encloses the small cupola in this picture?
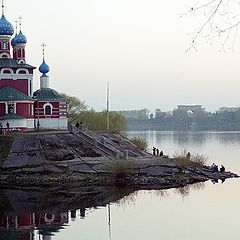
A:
[14,30,27,44]
[39,58,50,77]
[12,17,27,63]
[39,43,50,89]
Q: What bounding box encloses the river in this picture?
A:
[0,131,239,240]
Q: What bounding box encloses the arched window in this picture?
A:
[2,42,7,49]
[45,105,52,116]
[3,70,11,74]
[8,103,14,113]
[16,69,29,74]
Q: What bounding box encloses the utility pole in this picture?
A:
[106,82,110,130]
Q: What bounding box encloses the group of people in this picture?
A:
[152,147,163,157]
[210,163,225,173]
[75,122,86,132]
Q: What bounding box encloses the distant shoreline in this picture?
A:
[127,119,240,131]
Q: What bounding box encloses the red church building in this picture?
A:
[0,3,68,131]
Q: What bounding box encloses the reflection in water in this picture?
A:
[0,211,68,240]
[0,186,135,240]
[108,205,112,240]
[0,183,206,240]
[174,182,206,199]
[115,191,138,207]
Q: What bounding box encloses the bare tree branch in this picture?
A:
[184,0,240,51]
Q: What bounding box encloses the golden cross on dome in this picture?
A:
[41,43,47,57]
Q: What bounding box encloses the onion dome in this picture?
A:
[0,15,14,36]
[39,58,50,76]
[14,30,27,44]
[11,33,17,46]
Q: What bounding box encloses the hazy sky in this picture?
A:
[6,0,240,113]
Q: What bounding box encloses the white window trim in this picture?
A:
[0,52,10,58]
[16,68,29,75]
[1,68,14,74]
[43,102,53,116]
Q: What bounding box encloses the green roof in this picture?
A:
[0,86,33,101]
[34,88,65,101]
[0,113,25,120]
[0,58,35,69]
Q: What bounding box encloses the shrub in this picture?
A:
[173,150,208,167]
[131,137,148,151]
[105,158,136,178]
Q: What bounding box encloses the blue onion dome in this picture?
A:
[39,58,50,75]
[0,15,14,36]
[11,33,17,46]
[14,30,27,44]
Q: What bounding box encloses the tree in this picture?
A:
[60,93,88,122]
[184,0,240,51]
[155,108,167,120]
[76,110,127,134]
[60,93,127,133]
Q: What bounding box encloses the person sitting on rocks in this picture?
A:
[159,150,163,156]
[220,165,225,173]
[186,152,191,159]
[210,163,218,172]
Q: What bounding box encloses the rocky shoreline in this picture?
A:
[0,131,238,190]
[0,159,238,189]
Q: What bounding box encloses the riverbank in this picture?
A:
[0,131,238,189]
[0,157,238,189]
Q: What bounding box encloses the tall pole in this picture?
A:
[106,82,110,130]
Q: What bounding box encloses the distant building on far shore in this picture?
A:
[217,107,240,113]
[177,105,205,113]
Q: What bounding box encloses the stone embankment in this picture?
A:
[0,130,238,188]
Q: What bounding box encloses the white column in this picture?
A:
[40,75,49,89]
[5,102,8,114]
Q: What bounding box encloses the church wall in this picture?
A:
[0,103,5,116]
[26,119,34,128]
[39,118,68,130]
[16,102,34,118]
[17,213,35,228]
[0,119,27,130]
[36,101,60,118]
[0,79,28,95]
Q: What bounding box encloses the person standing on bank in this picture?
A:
[75,122,80,130]
[6,122,9,133]
[152,147,156,156]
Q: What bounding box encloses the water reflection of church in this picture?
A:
[0,211,70,240]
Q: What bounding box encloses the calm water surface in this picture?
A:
[1,131,240,240]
